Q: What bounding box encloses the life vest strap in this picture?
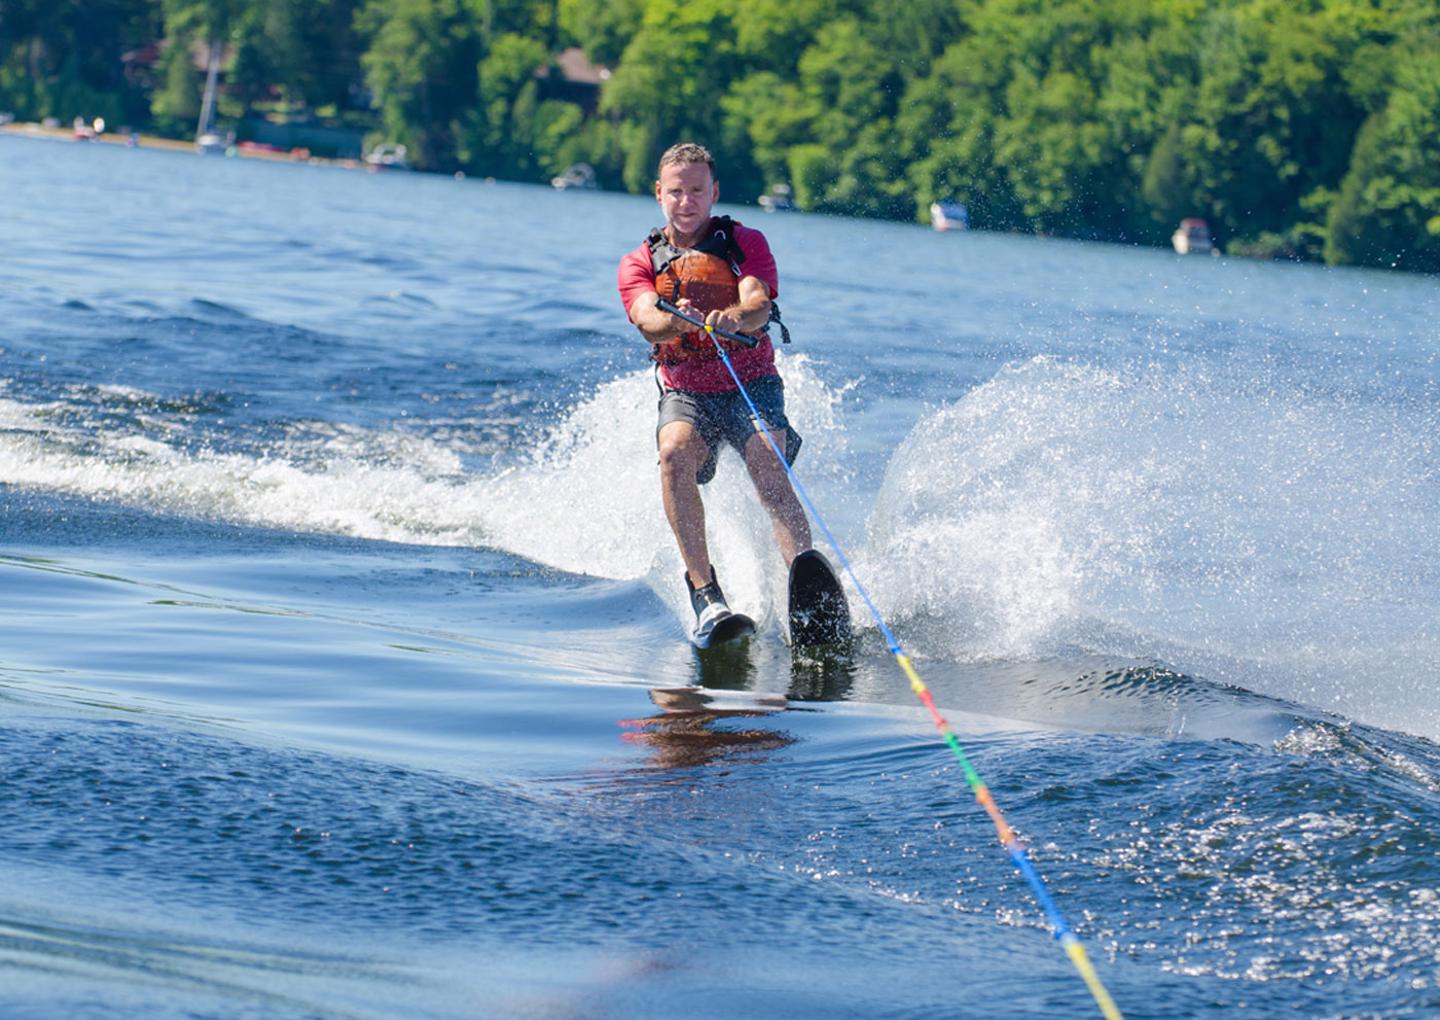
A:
[768,302,791,345]
[646,215,745,277]
[646,216,791,345]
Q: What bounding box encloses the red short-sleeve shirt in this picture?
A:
[618,219,780,393]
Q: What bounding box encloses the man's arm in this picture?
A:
[627,276,773,344]
[707,275,772,335]
[627,290,690,345]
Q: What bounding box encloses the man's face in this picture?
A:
[655,161,719,237]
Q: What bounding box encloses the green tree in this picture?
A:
[0,0,159,125]
[719,70,812,196]
[1159,2,1366,253]
[862,0,963,79]
[1325,38,1440,271]
[994,66,1114,234]
[729,16,909,216]
[1102,15,1201,243]
[150,34,202,132]
[476,0,555,42]
[600,0,742,193]
[799,24,911,217]
[223,0,364,120]
[150,0,247,132]
[899,37,1018,228]
[162,0,242,42]
[786,143,834,211]
[270,0,362,110]
[356,0,479,169]
[464,31,545,176]
[556,0,643,66]
[730,0,840,75]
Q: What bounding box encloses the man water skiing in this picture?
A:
[617,142,811,645]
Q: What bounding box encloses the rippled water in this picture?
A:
[2,134,1439,1018]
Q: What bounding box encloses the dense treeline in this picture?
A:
[3,0,1437,270]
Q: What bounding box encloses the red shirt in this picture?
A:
[618,219,780,393]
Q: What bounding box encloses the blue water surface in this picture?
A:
[2,133,1439,1019]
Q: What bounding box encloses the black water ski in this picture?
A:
[691,610,756,650]
[788,550,853,648]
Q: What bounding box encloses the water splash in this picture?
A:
[7,346,1437,733]
[0,354,850,626]
[862,356,1440,736]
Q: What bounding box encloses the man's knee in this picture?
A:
[744,429,786,470]
[658,426,706,481]
[745,433,791,497]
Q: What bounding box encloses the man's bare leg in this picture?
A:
[657,420,713,588]
[743,429,811,564]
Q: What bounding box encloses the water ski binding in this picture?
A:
[788,550,853,648]
[687,569,755,650]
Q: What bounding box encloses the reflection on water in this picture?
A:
[619,686,795,771]
[625,643,859,771]
[692,640,757,691]
[691,638,858,702]
[785,645,856,702]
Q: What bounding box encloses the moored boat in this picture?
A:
[929,200,969,231]
[1172,217,1218,255]
[551,162,596,190]
[758,183,795,212]
[364,143,409,170]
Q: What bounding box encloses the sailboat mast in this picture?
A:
[196,39,220,141]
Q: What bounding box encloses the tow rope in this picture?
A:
[657,298,1125,1020]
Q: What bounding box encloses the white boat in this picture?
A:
[195,131,229,156]
[365,143,409,170]
[929,201,968,231]
[1172,218,1218,255]
[551,162,596,190]
[758,183,795,212]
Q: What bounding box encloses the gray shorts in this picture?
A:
[656,373,803,486]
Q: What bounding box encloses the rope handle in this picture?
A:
[656,297,761,349]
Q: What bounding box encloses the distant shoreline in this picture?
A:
[0,121,376,171]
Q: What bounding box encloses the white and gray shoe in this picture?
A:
[687,569,732,644]
[685,569,756,649]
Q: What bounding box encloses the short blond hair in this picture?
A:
[657,142,715,179]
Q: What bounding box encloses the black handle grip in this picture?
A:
[656,298,760,349]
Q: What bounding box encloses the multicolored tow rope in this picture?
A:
[659,300,1124,1020]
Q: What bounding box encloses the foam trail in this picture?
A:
[861,356,1440,737]
[0,396,489,546]
[0,355,850,630]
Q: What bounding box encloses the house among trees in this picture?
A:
[535,47,609,115]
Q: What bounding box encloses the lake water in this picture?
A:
[2,134,1438,1019]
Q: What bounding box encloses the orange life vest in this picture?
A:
[646,217,757,365]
